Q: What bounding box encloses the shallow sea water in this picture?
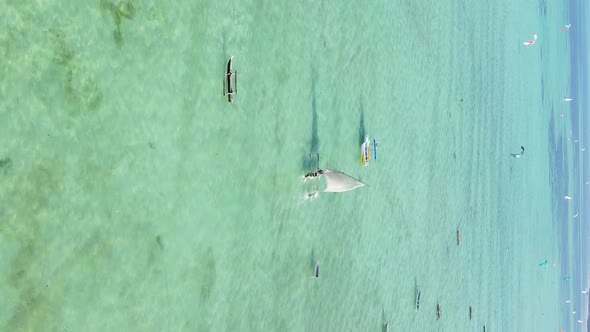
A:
[0,0,571,331]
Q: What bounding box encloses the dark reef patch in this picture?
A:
[2,158,65,331]
[100,0,137,48]
[48,28,103,112]
[0,157,12,175]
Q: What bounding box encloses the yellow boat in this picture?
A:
[361,134,371,166]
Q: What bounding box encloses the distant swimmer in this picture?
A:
[457,230,461,246]
[469,306,472,320]
[563,97,573,102]
[436,304,441,320]
[511,146,525,158]
[572,308,576,314]
[523,34,538,46]
[561,24,572,32]
[564,195,572,200]
[305,187,319,200]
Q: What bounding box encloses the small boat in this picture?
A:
[561,24,571,32]
[373,139,379,160]
[383,321,389,332]
[223,56,237,103]
[314,261,320,278]
[415,288,421,311]
[361,134,371,166]
[511,146,525,158]
[523,34,537,46]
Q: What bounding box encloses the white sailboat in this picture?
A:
[304,154,366,196]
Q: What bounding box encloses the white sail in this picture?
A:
[323,169,365,192]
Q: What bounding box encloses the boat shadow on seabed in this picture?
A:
[302,67,365,199]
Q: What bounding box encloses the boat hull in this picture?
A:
[224,56,235,103]
[373,139,378,160]
[361,135,371,166]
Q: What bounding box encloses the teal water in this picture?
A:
[0,1,575,331]
[558,1,590,331]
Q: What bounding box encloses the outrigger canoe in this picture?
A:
[223,56,237,103]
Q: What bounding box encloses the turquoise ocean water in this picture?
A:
[0,1,584,331]
[560,1,590,332]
